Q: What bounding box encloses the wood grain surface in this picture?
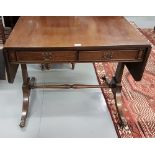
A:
[4,16,150,48]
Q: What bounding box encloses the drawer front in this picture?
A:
[8,51,77,62]
[79,50,143,62]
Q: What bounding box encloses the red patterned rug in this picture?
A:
[94,28,155,138]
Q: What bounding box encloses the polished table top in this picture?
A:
[5,16,149,49]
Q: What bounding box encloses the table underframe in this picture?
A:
[19,62,128,130]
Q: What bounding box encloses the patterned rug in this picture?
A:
[94,28,155,138]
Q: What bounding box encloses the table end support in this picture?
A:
[19,64,36,128]
[102,63,128,129]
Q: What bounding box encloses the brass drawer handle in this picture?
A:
[102,51,113,59]
[42,52,53,61]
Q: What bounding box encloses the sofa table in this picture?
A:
[3,16,151,128]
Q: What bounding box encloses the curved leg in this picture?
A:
[112,85,128,129]
[19,83,30,128]
[19,64,36,128]
[102,63,128,129]
[19,77,36,128]
[19,64,29,127]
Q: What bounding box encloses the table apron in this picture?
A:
[7,49,144,63]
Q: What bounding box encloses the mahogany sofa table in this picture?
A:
[3,16,151,128]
